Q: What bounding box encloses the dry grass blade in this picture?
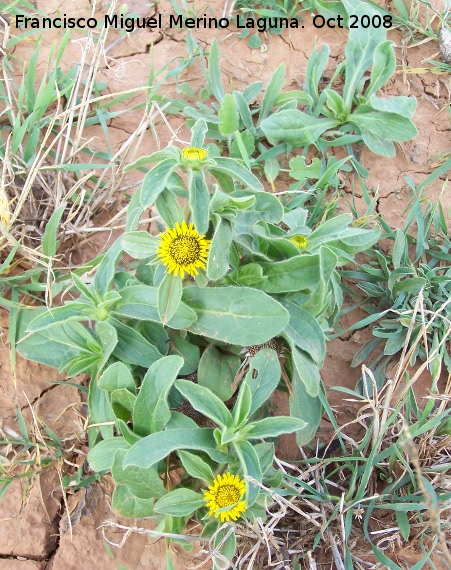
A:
[0,0,159,270]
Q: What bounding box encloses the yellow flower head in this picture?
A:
[204,472,246,523]
[181,147,208,170]
[290,235,308,249]
[156,221,210,278]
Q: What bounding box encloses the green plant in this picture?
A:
[266,363,451,569]
[261,0,417,158]
[177,0,417,210]
[15,110,380,566]
[341,190,451,392]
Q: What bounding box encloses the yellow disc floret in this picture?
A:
[290,235,309,249]
[156,221,210,278]
[203,472,246,523]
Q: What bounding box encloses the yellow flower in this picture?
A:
[290,235,308,249]
[181,147,208,170]
[204,472,246,523]
[156,221,210,278]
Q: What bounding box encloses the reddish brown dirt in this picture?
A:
[2,0,451,568]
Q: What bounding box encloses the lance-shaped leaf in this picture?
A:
[157,273,183,325]
[126,158,177,230]
[234,440,261,508]
[244,349,281,417]
[260,110,340,147]
[123,428,228,469]
[183,285,289,345]
[245,416,306,439]
[154,489,205,516]
[207,215,233,281]
[190,118,208,147]
[175,379,233,428]
[250,255,321,294]
[290,370,322,446]
[279,299,326,367]
[210,157,264,192]
[189,171,210,235]
[218,93,239,135]
[133,355,184,436]
[114,285,197,330]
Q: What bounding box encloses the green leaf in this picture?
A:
[392,228,406,270]
[291,347,321,397]
[88,377,115,442]
[88,438,130,472]
[235,440,261,507]
[41,204,65,258]
[111,389,136,419]
[112,448,166,499]
[207,215,233,281]
[260,110,339,146]
[155,188,184,227]
[26,303,95,332]
[274,90,312,107]
[198,345,240,401]
[183,286,289,345]
[395,510,410,542]
[154,489,205,516]
[247,33,261,49]
[369,94,417,119]
[218,93,239,136]
[112,483,155,518]
[175,379,233,428]
[289,156,322,182]
[123,428,227,469]
[169,334,200,375]
[251,255,321,294]
[93,238,123,297]
[122,232,159,259]
[232,383,252,428]
[210,157,264,192]
[365,41,396,99]
[246,416,306,439]
[190,118,208,147]
[341,0,386,112]
[178,450,215,483]
[158,273,183,325]
[114,285,197,330]
[244,349,281,416]
[290,371,322,446]
[96,321,118,372]
[98,362,135,393]
[325,89,345,117]
[189,171,210,235]
[259,63,285,122]
[110,319,163,367]
[17,310,98,370]
[133,355,184,436]
[208,38,224,103]
[233,91,254,132]
[350,108,417,142]
[279,300,326,366]
[126,158,177,230]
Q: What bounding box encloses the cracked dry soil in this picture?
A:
[1,0,451,568]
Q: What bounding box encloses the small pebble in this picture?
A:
[439,27,451,64]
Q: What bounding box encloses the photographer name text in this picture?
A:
[15,13,393,33]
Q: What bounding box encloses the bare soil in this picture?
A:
[1,0,451,568]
